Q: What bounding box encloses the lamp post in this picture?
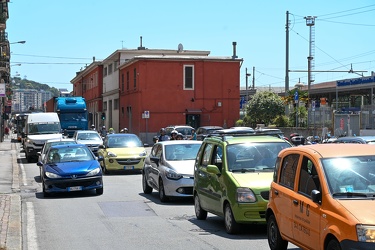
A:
[10,41,26,44]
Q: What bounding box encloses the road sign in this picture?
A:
[144,111,150,119]
[294,91,299,104]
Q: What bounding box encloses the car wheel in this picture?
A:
[224,203,240,234]
[194,194,207,220]
[102,161,110,175]
[142,172,152,194]
[42,181,50,197]
[326,239,341,250]
[267,214,288,250]
[96,187,103,195]
[158,178,169,202]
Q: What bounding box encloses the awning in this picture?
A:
[185,108,202,113]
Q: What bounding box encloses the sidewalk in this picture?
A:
[0,135,21,250]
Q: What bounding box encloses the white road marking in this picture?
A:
[26,202,38,249]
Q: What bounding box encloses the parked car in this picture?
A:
[196,126,223,141]
[254,128,286,140]
[165,125,194,140]
[73,130,103,156]
[142,140,202,202]
[267,144,375,250]
[37,138,77,176]
[37,144,104,197]
[193,133,292,234]
[333,135,375,144]
[98,133,147,174]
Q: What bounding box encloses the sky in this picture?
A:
[6,1,375,92]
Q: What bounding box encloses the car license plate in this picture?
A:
[68,186,82,191]
[124,166,135,170]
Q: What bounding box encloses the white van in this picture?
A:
[23,112,62,162]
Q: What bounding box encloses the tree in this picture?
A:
[245,91,284,127]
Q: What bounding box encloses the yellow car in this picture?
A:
[267,144,375,250]
[98,133,147,174]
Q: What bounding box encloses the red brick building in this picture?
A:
[118,55,242,139]
[71,61,103,128]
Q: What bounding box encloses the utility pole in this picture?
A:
[285,11,290,115]
[245,68,251,103]
[252,66,255,89]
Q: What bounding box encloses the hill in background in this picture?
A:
[11,77,61,97]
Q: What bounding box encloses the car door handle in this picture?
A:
[274,190,279,195]
[293,199,298,205]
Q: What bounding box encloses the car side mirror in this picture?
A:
[311,190,322,204]
[150,156,160,166]
[207,164,220,175]
[36,162,43,167]
[99,145,105,149]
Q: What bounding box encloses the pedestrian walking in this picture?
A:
[4,126,9,139]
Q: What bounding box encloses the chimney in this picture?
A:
[232,42,238,59]
[138,36,146,50]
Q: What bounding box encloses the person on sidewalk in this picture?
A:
[4,126,9,139]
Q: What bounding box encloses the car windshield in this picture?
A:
[165,144,201,161]
[322,156,375,197]
[28,123,61,135]
[44,141,76,153]
[77,132,101,141]
[226,142,290,172]
[107,135,143,148]
[47,147,94,163]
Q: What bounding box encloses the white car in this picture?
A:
[73,130,103,156]
[142,140,202,202]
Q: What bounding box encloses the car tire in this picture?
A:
[96,187,103,195]
[102,161,110,175]
[42,181,50,197]
[224,203,240,234]
[194,194,207,220]
[267,214,288,250]
[326,239,341,250]
[158,178,169,202]
[142,172,152,194]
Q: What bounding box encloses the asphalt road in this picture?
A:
[17,143,300,250]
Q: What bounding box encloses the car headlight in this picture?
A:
[165,169,182,180]
[86,167,101,176]
[107,151,117,157]
[357,224,375,242]
[45,171,62,178]
[236,187,256,203]
[139,150,146,157]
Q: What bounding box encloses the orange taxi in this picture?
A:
[266,144,375,250]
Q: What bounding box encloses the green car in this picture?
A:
[193,130,292,234]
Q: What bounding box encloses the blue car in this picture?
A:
[37,144,104,197]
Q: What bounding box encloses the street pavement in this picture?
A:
[0,134,21,250]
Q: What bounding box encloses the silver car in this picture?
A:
[142,140,202,202]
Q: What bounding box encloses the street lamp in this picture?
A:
[10,41,26,44]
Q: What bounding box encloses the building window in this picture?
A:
[108,63,113,75]
[103,101,107,111]
[114,61,118,71]
[126,71,130,90]
[121,73,124,92]
[184,65,194,90]
[114,98,119,110]
[133,68,137,89]
[103,67,107,77]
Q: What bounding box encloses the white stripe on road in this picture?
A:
[26,202,38,249]
[19,161,27,186]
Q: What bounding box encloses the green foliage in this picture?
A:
[235,119,244,126]
[245,91,285,127]
[289,105,308,127]
[273,115,291,127]
[10,77,60,96]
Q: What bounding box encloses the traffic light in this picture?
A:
[101,112,106,120]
